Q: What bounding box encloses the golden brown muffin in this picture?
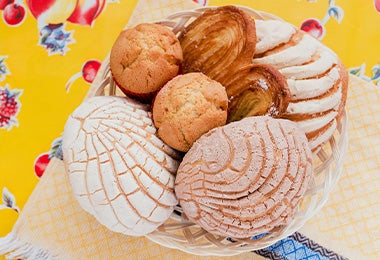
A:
[110,23,183,102]
[152,72,228,152]
[175,116,313,239]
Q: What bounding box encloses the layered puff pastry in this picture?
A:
[253,19,348,151]
[179,5,256,84]
[224,64,290,122]
[180,6,348,152]
[175,116,313,239]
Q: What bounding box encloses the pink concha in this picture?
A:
[62,96,181,236]
[175,116,313,239]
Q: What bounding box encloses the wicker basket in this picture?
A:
[85,6,348,256]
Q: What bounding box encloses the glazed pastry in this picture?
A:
[224,64,290,122]
[110,23,183,102]
[253,19,348,151]
[152,72,228,152]
[175,116,313,239]
[179,7,290,123]
[179,5,256,84]
[62,96,181,236]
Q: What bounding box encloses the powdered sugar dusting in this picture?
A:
[267,104,279,116]
[175,116,313,239]
[63,96,180,237]
[258,78,268,90]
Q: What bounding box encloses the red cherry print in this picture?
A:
[375,0,380,12]
[25,0,55,20]
[0,0,13,10]
[300,18,325,39]
[67,0,100,26]
[192,0,208,6]
[2,3,25,26]
[34,153,50,178]
[82,60,101,83]
[65,59,101,92]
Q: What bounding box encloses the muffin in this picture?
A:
[152,72,228,152]
[175,116,313,239]
[110,23,183,102]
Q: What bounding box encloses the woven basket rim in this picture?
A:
[84,5,348,256]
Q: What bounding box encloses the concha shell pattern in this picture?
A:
[62,96,180,236]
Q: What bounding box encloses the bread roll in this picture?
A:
[152,72,228,152]
[62,96,181,236]
[110,23,183,102]
[175,116,313,239]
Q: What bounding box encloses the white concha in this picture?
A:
[255,20,297,54]
[254,19,348,151]
[62,96,180,236]
[254,33,320,69]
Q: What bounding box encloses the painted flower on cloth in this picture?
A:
[0,187,19,213]
[0,56,10,82]
[39,23,74,56]
[349,62,380,87]
[23,0,117,55]
[301,0,344,40]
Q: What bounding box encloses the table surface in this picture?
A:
[1,0,379,258]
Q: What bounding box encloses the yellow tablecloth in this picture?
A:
[1,0,379,259]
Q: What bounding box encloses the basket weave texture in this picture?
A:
[85,6,348,256]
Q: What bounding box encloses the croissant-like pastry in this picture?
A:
[175,116,313,239]
[224,64,290,122]
[179,5,256,83]
[62,96,180,236]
